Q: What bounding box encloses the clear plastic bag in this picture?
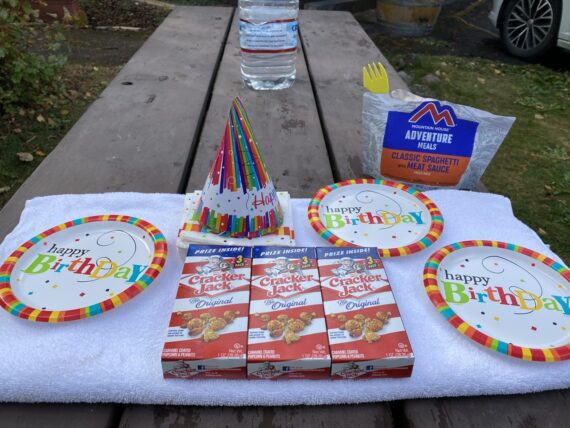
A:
[362,90,516,190]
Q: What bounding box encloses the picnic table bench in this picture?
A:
[1,6,568,427]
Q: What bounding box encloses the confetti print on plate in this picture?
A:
[0,215,167,323]
[308,178,443,257]
[424,240,570,362]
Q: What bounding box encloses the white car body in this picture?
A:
[490,0,570,50]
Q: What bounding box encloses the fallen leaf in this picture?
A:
[493,69,502,75]
[16,152,34,162]
[47,118,56,126]
[93,66,99,71]
[60,109,69,116]
[0,186,10,193]
[36,114,45,123]
[477,77,486,84]
[435,70,441,76]
[538,228,547,236]
[35,149,46,157]
[534,114,545,120]
[544,184,552,191]
[13,128,22,134]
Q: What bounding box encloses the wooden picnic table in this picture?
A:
[0,6,568,427]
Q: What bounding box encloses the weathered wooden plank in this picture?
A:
[299,10,408,181]
[0,6,233,242]
[119,406,269,428]
[270,404,393,428]
[402,390,570,428]
[185,13,334,198]
[119,404,393,428]
[0,403,121,428]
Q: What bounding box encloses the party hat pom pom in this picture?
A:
[197,97,283,238]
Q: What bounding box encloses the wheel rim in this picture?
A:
[506,0,554,50]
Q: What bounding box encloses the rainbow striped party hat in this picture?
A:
[196,97,283,238]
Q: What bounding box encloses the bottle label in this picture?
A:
[239,19,298,53]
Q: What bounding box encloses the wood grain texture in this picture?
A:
[119,406,269,428]
[270,404,393,428]
[0,403,121,428]
[185,14,334,198]
[403,390,570,428]
[299,10,408,181]
[0,6,233,242]
[119,404,393,428]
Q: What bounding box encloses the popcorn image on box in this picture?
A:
[317,247,414,379]
[162,245,252,379]
[247,247,331,379]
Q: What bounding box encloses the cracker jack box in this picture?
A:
[162,245,252,379]
[247,247,331,379]
[317,247,414,379]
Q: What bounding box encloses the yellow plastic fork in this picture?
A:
[363,62,390,94]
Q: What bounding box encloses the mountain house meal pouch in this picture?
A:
[362,90,516,190]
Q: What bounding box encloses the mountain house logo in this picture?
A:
[409,102,456,127]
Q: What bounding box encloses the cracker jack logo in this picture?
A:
[324,259,387,299]
[258,257,315,298]
[182,256,245,297]
[409,102,456,127]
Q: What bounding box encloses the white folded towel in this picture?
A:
[0,191,567,405]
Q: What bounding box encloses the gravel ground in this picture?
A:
[355,0,570,70]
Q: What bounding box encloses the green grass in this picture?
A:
[0,64,121,208]
[388,54,570,264]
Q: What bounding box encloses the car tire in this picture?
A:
[500,0,562,60]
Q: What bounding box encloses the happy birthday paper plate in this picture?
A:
[308,179,443,257]
[424,241,570,361]
[0,215,167,323]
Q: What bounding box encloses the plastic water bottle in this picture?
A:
[239,0,299,90]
